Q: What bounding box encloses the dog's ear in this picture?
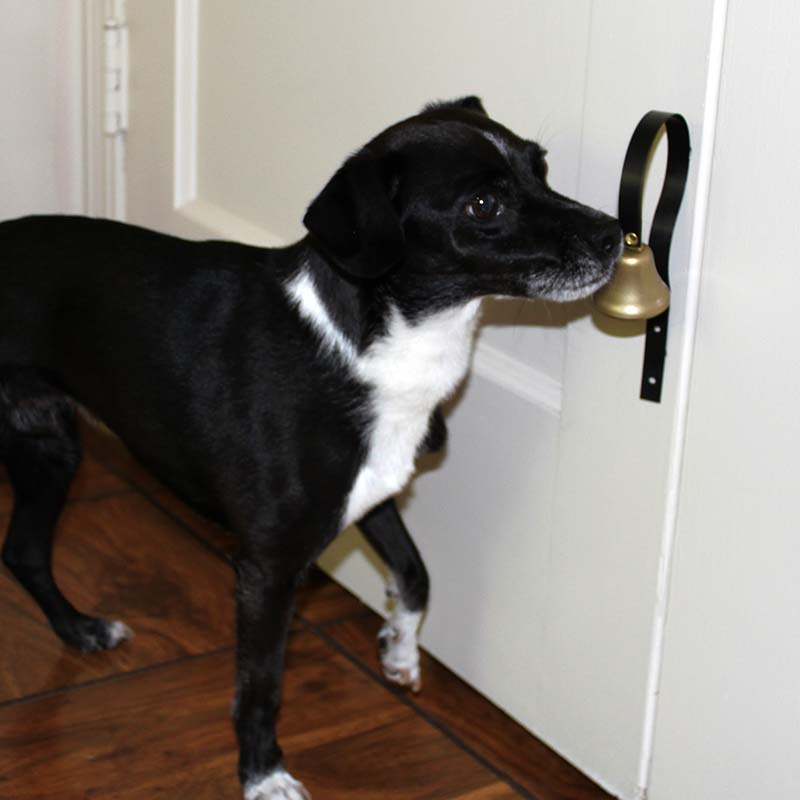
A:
[303,155,404,280]
[423,96,488,117]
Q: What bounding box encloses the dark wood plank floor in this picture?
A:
[0,428,614,800]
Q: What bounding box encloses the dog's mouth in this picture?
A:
[527,247,619,303]
[537,269,613,302]
[533,232,621,302]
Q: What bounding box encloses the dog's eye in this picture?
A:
[466,193,502,221]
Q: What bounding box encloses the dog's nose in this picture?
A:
[599,234,618,254]
[594,220,624,258]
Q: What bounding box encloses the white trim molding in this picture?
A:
[171,0,284,252]
[174,0,199,208]
[82,0,103,215]
[178,199,287,247]
[473,341,563,415]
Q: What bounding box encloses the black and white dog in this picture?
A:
[0,97,621,799]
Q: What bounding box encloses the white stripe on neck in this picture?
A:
[285,268,358,362]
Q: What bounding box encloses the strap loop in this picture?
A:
[618,112,690,402]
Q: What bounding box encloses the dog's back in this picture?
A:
[0,216,367,523]
[2,216,261,369]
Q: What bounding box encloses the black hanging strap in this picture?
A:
[618,112,691,402]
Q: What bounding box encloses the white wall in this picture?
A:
[0,0,85,219]
[649,2,800,797]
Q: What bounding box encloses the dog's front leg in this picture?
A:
[233,556,310,800]
[358,500,429,693]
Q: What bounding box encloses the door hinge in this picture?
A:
[103,4,129,136]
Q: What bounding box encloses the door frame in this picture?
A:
[83,0,126,220]
[631,0,729,791]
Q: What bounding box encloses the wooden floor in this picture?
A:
[0,428,614,800]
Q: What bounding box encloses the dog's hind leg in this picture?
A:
[0,369,132,652]
[358,499,429,692]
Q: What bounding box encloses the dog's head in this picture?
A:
[303,97,622,312]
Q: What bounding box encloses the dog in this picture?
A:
[0,96,621,799]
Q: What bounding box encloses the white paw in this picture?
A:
[71,617,134,652]
[244,768,311,800]
[107,620,135,647]
[378,609,422,693]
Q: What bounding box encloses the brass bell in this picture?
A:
[594,233,670,320]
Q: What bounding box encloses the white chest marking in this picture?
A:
[285,267,481,529]
[342,300,480,528]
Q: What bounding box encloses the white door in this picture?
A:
[102,2,722,797]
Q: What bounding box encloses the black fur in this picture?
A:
[0,98,621,797]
